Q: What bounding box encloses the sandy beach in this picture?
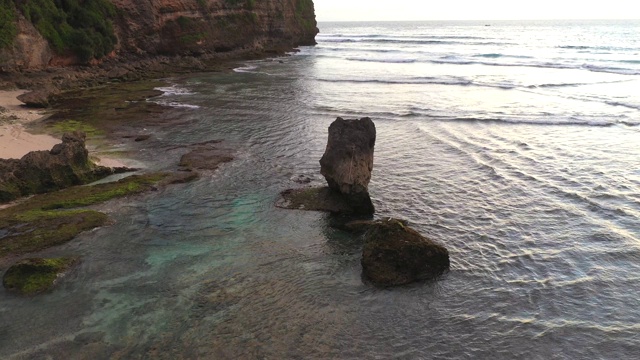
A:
[0,90,59,160]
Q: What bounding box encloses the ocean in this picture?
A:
[2,20,640,358]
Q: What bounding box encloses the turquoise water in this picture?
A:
[2,20,640,358]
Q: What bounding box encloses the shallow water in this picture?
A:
[2,20,640,359]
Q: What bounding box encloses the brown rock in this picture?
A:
[0,131,133,203]
[16,87,57,108]
[361,218,449,287]
[319,117,376,215]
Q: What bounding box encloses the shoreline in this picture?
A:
[0,90,130,168]
[0,90,59,159]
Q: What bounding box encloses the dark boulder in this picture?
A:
[0,131,131,203]
[319,117,376,215]
[361,218,449,287]
[2,257,79,295]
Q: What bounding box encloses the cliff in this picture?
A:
[0,0,317,72]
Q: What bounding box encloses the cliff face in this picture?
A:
[0,13,52,72]
[0,0,317,71]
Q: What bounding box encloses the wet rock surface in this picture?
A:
[360,218,450,287]
[277,187,357,214]
[0,131,133,203]
[178,141,234,172]
[319,117,376,215]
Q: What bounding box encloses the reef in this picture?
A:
[0,172,177,258]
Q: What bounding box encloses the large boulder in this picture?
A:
[16,87,58,108]
[319,117,376,215]
[0,131,129,202]
[361,218,449,287]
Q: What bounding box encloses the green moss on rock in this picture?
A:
[0,173,169,258]
[2,257,79,295]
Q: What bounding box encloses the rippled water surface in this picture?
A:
[2,20,640,359]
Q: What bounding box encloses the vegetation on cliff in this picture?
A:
[0,0,17,49]
[14,0,117,62]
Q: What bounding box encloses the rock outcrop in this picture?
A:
[2,257,79,295]
[360,218,449,287]
[0,12,52,72]
[319,117,376,215]
[0,131,130,203]
[0,0,318,72]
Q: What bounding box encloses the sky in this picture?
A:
[314,0,640,21]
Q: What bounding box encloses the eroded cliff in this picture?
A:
[0,0,317,72]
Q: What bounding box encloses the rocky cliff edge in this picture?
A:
[0,0,318,73]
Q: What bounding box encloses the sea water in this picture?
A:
[1,20,640,359]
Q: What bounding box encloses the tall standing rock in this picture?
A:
[319,117,376,214]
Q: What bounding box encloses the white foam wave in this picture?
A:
[154,85,195,96]
[345,57,417,64]
[154,100,200,109]
[234,65,259,73]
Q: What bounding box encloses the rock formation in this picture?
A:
[320,117,376,215]
[0,131,130,203]
[0,0,318,72]
[360,218,450,287]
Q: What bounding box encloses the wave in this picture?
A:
[582,64,640,75]
[445,117,617,127]
[605,101,640,111]
[558,45,638,52]
[428,57,640,75]
[151,84,199,109]
[473,53,534,59]
[154,85,195,96]
[318,34,485,40]
[153,101,200,109]
[315,77,473,86]
[321,38,457,45]
[233,65,259,73]
[345,57,417,64]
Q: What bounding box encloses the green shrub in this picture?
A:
[15,0,117,62]
[0,0,17,49]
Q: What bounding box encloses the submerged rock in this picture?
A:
[319,117,376,215]
[0,131,132,203]
[277,187,357,213]
[178,144,233,172]
[361,218,449,287]
[2,257,79,295]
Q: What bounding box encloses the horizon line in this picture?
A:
[316,18,640,22]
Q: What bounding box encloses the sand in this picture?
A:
[0,90,129,168]
[0,90,59,160]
